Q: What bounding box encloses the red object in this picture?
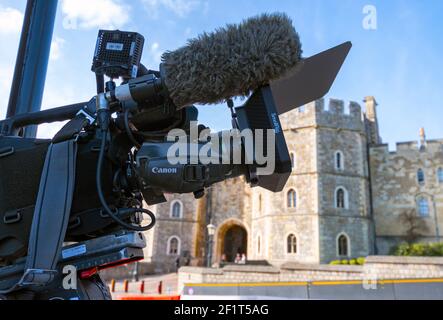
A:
[157,281,163,295]
[79,267,99,279]
[124,280,129,293]
[98,257,143,271]
[77,257,143,280]
[140,281,145,294]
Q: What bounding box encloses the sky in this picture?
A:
[0,0,442,149]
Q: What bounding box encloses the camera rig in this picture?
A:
[0,28,351,299]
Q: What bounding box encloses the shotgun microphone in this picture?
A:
[111,13,303,109]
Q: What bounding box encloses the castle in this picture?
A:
[142,96,443,272]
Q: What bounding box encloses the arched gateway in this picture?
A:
[216,220,248,263]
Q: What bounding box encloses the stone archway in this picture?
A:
[216,220,248,263]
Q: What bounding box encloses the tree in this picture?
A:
[399,209,429,243]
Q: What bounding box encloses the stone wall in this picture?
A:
[178,256,443,293]
[178,264,363,289]
[143,193,202,273]
[364,256,443,279]
[319,215,372,263]
[370,139,443,254]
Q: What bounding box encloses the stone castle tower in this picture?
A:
[253,98,374,265]
[142,96,443,272]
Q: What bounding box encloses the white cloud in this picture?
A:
[149,42,163,65]
[41,84,78,111]
[36,121,68,139]
[0,6,23,35]
[142,0,206,18]
[62,0,130,29]
[50,37,66,61]
[184,27,192,37]
[37,85,80,139]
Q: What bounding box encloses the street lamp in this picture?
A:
[206,223,216,268]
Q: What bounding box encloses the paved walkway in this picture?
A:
[108,273,178,300]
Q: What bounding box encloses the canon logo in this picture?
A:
[152,167,178,174]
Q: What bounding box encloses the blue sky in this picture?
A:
[0,0,442,148]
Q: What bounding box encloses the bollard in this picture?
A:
[124,280,129,293]
[110,279,116,293]
[140,281,145,294]
[158,281,163,295]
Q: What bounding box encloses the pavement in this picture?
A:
[108,273,179,300]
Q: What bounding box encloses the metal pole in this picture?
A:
[204,187,213,266]
[207,235,213,268]
[6,0,58,137]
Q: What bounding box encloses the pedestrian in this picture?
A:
[175,257,180,272]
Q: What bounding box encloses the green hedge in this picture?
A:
[392,242,443,257]
[329,257,366,265]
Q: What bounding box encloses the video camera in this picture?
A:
[0,25,351,299]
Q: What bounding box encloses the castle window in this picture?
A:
[417,197,430,217]
[259,194,262,213]
[335,187,348,209]
[257,235,261,255]
[438,168,443,183]
[417,169,425,185]
[287,234,297,254]
[337,234,350,257]
[167,236,181,255]
[287,189,297,208]
[170,200,183,219]
[335,151,344,171]
[290,152,295,169]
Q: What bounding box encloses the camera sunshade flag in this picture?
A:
[270,41,352,115]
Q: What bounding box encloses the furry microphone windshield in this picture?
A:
[161,13,303,109]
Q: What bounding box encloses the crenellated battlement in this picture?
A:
[280,98,365,132]
[370,139,443,157]
[319,98,363,118]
